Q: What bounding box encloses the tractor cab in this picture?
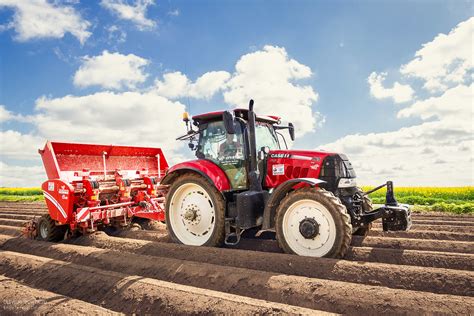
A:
[189,109,282,190]
[162,100,411,258]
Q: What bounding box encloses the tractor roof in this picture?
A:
[192,108,280,124]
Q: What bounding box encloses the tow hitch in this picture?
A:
[354,181,412,231]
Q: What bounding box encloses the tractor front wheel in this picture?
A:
[276,188,352,258]
[36,214,67,242]
[166,173,225,247]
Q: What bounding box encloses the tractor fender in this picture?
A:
[261,178,326,230]
[161,159,231,192]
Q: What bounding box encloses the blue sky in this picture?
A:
[0,0,472,186]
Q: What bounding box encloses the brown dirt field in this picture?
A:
[2,234,473,297]
[0,201,473,314]
[0,250,330,315]
[352,235,474,253]
[369,228,474,241]
[0,275,120,315]
[372,222,474,233]
[345,246,474,270]
[0,224,22,236]
[1,249,473,315]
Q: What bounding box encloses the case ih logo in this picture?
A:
[270,153,291,158]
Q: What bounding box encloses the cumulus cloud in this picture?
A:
[1,45,322,186]
[0,130,44,160]
[223,45,320,135]
[367,72,414,103]
[154,71,231,99]
[0,105,13,122]
[73,51,149,90]
[321,17,474,186]
[33,91,186,154]
[101,0,156,30]
[0,161,45,187]
[0,0,91,44]
[400,17,473,92]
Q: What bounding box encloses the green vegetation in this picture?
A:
[0,188,43,196]
[0,187,44,202]
[362,186,474,214]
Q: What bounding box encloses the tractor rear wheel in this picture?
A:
[36,214,67,242]
[166,173,225,247]
[276,187,352,258]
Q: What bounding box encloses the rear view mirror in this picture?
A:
[288,122,295,141]
[223,111,235,134]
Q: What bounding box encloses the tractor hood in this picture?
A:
[268,149,338,161]
[265,149,356,190]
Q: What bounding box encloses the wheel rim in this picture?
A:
[169,183,216,246]
[39,221,48,239]
[282,199,337,257]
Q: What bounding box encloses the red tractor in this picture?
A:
[162,100,411,257]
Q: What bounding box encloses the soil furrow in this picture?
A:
[1,248,473,315]
[0,218,26,227]
[35,232,471,297]
[412,219,474,226]
[345,246,474,270]
[76,231,474,270]
[0,275,120,315]
[0,224,22,236]
[369,228,474,241]
[372,222,474,233]
[352,236,474,253]
[0,251,324,315]
[0,213,39,220]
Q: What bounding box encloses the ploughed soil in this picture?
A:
[0,201,473,315]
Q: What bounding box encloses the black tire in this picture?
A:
[352,188,373,237]
[36,214,67,242]
[165,173,225,247]
[130,217,151,230]
[275,187,352,258]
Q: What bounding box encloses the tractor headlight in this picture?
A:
[338,178,357,188]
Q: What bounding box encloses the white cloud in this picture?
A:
[101,0,156,30]
[167,9,179,17]
[0,105,13,122]
[0,130,43,160]
[107,25,127,44]
[367,72,414,103]
[154,71,231,100]
[223,45,320,136]
[73,51,149,90]
[34,91,186,155]
[397,83,473,123]
[0,0,91,44]
[400,17,474,92]
[0,161,45,187]
[0,91,189,186]
[321,17,474,186]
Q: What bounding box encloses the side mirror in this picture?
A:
[288,122,295,141]
[223,111,235,134]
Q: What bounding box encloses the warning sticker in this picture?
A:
[272,164,285,176]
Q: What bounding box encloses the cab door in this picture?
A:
[197,120,247,190]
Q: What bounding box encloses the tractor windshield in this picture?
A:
[197,121,247,189]
[255,122,280,150]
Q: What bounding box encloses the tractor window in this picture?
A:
[197,121,247,189]
[255,122,280,151]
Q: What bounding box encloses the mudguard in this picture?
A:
[161,159,231,192]
[261,178,326,230]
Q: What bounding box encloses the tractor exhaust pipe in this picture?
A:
[247,100,262,192]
